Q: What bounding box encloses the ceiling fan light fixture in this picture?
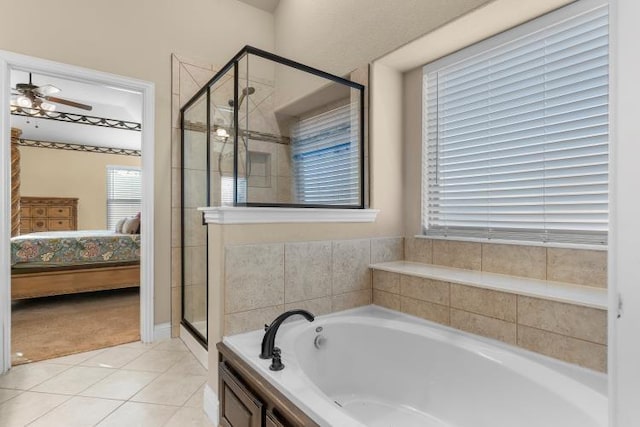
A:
[40,101,56,112]
[16,95,32,108]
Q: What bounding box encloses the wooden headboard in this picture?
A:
[19,197,78,234]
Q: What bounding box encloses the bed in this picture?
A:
[11,230,140,300]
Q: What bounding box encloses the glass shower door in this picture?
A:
[181,91,208,344]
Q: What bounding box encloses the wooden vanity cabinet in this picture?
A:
[217,342,319,427]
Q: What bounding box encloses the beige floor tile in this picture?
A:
[80,370,160,401]
[80,347,148,369]
[166,353,206,376]
[0,391,69,427]
[153,338,188,352]
[29,396,123,427]
[0,388,21,404]
[165,406,215,427]
[184,384,204,408]
[117,340,160,351]
[96,401,179,427]
[44,348,107,366]
[31,366,113,395]
[0,363,69,390]
[131,372,206,406]
[121,350,185,373]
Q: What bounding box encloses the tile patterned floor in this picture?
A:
[0,338,213,427]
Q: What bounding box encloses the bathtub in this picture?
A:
[223,305,607,427]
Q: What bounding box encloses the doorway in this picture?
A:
[0,50,155,373]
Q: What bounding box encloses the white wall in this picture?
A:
[609,0,640,425]
[19,147,141,230]
[1,0,275,325]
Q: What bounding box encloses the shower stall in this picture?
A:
[180,46,365,346]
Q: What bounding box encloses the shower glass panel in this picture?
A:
[179,47,365,346]
[181,90,208,345]
[238,53,364,206]
[209,67,237,206]
[182,46,365,210]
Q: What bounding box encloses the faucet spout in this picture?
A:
[260,309,315,359]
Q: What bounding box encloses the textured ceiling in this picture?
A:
[10,70,142,150]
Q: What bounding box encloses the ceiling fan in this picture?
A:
[11,73,93,112]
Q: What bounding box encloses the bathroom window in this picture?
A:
[106,166,142,229]
[291,103,360,205]
[422,1,608,245]
[221,176,247,206]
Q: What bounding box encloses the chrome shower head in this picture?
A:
[228,86,255,108]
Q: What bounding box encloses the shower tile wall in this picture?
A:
[223,237,403,335]
[171,54,218,336]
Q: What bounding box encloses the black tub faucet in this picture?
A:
[260,309,315,360]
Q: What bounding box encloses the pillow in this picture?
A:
[122,217,140,234]
[135,212,141,233]
[115,218,127,233]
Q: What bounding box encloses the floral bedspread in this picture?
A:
[11,230,140,268]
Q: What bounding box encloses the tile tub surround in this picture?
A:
[223,237,403,335]
[404,237,608,288]
[371,267,607,372]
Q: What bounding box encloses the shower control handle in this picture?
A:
[269,347,284,371]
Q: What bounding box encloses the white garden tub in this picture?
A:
[223,305,607,427]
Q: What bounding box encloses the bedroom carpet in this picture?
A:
[11,288,140,366]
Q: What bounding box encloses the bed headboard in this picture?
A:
[20,197,78,234]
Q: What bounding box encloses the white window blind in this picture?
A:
[291,103,361,206]
[423,2,608,245]
[221,176,246,206]
[107,166,142,230]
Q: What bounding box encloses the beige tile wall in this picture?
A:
[372,270,607,372]
[404,237,608,288]
[223,237,403,335]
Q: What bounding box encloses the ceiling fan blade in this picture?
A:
[35,84,60,96]
[44,96,93,111]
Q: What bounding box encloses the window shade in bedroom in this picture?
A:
[422,2,609,245]
[107,166,142,230]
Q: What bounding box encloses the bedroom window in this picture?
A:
[107,166,142,230]
[422,0,608,245]
[291,103,360,205]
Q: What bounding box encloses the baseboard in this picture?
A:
[179,324,208,369]
[204,383,219,426]
[153,322,171,341]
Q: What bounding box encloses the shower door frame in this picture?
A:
[179,46,367,347]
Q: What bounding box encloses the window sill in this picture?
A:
[198,206,379,224]
[370,261,607,310]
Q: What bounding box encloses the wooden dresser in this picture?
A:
[19,197,78,234]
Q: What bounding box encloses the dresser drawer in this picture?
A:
[32,207,47,218]
[48,219,73,230]
[32,219,47,231]
[48,206,72,218]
